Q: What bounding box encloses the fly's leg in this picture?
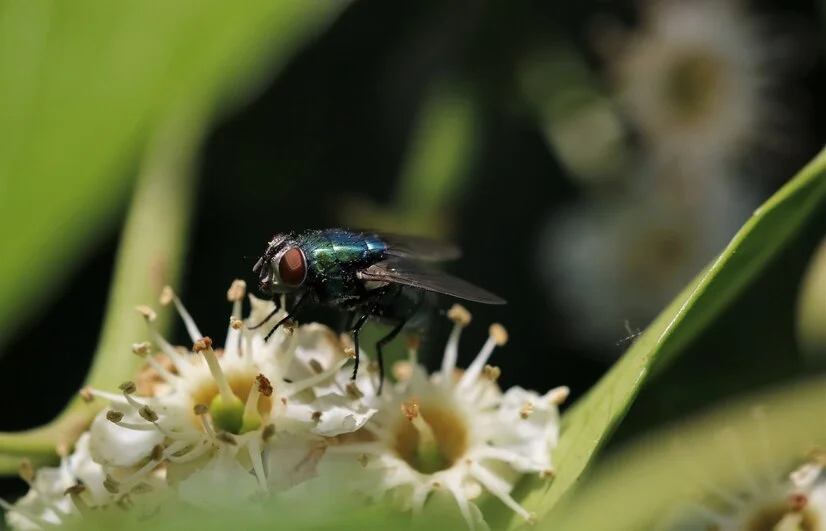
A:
[373,319,408,395]
[250,294,309,341]
[350,313,371,381]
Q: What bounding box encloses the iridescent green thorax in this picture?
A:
[298,229,388,304]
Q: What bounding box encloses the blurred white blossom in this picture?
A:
[655,412,826,530]
[539,164,758,352]
[597,0,795,172]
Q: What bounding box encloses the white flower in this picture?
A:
[656,409,826,530]
[538,165,757,353]
[82,281,374,498]
[658,459,826,530]
[319,304,568,529]
[598,0,794,170]
[1,433,157,530]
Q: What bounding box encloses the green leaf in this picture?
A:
[0,0,348,352]
[495,146,826,527]
[548,374,826,530]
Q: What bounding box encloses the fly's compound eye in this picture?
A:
[277,247,307,287]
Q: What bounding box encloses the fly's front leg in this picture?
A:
[250,293,309,342]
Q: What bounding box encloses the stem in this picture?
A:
[394,79,479,230]
[0,105,205,469]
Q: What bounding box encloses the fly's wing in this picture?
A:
[358,257,506,304]
[367,231,461,261]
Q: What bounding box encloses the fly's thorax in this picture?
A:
[302,231,388,304]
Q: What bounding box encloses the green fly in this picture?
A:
[251,229,505,394]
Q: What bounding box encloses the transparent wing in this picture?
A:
[358,258,506,304]
[366,231,461,261]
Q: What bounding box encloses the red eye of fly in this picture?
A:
[278,247,306,286]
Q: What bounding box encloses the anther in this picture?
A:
[392,361,413,382]
[103,475,120,494]
[79,387,94,403]
[519,402,535,419]
[489,324,508,346]
[256,374,273,397]
[227,280,247,302]
[346,383,364,399]
[150,444,165,461]
[193,337,213,353]
[311,411,323,422]
[131,482,154,494]
[119,381,137,395]
[160,286,174,306]
[193,403,209,416]
[230,317,244,330]
[135,306,157,321]
[64,484,86,497]
[402,399,420,421]
[308,359,324,374]
[262,424,276,443]
[482,365,501,382]
[547,386,570,405]
[138,406,159,423]
[18,460,33,484]
[216,432,238,445]
[132,341,152,357]
[447,304,472,326]
[106,410,125,423]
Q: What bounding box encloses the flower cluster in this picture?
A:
[656,411,826,530]
[2,281,567,530]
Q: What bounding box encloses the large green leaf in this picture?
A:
[550,374,826,530]
[0,0,347,351]
[488,146,826,527]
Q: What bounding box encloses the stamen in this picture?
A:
[132,344,181,388]
[136,308,187,370]
[262,424,276,444]
[227,280,247,304]
[82,387,130,407]
[195,404,216,439]
[166,441,212,463]
[241,376,269,433]
[446,482,478,531]
[545,386,570,405]
[406,335,420,366]
[441,305,471,382]
[246,437,267,491]
[65,484,92,517]
[469,462,534,522]
[401,399,442,471]
[275,329,300,375]
[164,286,203,342]
[482,365,501,382]
[458,324,508,390]
[18,460,33,484]
[286,357,349,397]
[194,338,237,406]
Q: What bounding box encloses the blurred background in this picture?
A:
[2,0,826,504]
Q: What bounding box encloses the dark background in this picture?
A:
[2,0,825,501]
